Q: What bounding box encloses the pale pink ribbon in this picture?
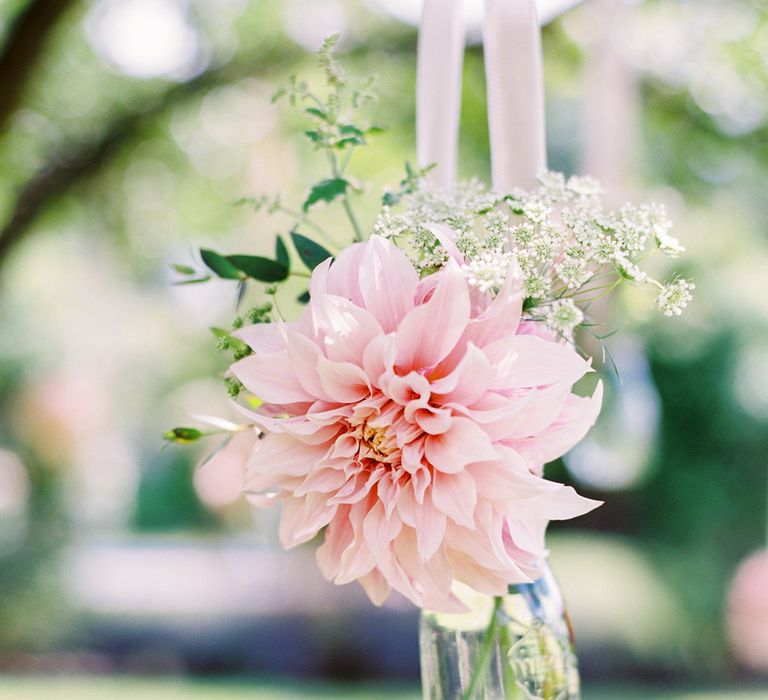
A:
[416,0,547,191]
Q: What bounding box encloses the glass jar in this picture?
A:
[419,562,580,699]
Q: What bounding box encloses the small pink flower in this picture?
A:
[232,235,602,611]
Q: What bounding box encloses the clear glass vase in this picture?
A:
[419,562,580,700]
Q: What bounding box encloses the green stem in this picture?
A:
[498,622,518,698]
[269,289,285,321]
[273,204,338,249]
[462,596,503,700]
[327,151,364,242]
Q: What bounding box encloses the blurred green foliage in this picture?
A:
[0,0,766,683]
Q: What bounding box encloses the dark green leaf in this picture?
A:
[339,124,364,136]
[171,263,197,275]
[297,290,311,304]
[226,255,289,282]
[291,232,333,270]
[365,126,385,136]
[163,427,204,444]
[172,275,211,286]
[275,236,290,269]
[306,107,327,120]
[305,130,323,143]
[200,249,242,279]
[303,178,348,212]
[382,191,400,207]
[335,136,364,149]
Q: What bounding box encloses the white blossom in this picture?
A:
[380,169,693,320]
[545,299,584,335]
[656,279,695,316]
[462,251,513,293]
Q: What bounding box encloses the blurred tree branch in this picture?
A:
[0,30,416,269]
[0,0,79,132]
[0,49,300,268]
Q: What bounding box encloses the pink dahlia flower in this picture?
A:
[232,235,602,611]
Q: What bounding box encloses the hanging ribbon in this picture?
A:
[416,0,465,190]
[483,0,547,191]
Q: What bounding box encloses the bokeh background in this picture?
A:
[1,0,768,698]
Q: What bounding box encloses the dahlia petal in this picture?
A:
[376,471,402,518]
[283,329,332,401]
[310,294,383,365]
[358,567,390,606]
[294,467,348,497]
[444,393,537,442]
[316,354,372,403]
[485,335,591,390]
[231,351,311,404]
[491,383,571,439]
[358,235,420,332]
[385,371,430,406]
[397,485,447,559]
[425,418,499,473]
[430,471,477,528]
[234,321,288,353]
[316,507,353,580]
[395,266,470,371]
[437,268,523,371]
[410,406,454,435]
[509,381,603,465]
[447,549,524,595]
[375,548,424,606]
[326,243,366,306]
[363,500,403,562]
[429,343,492,406]
[308,257,333,299]
[361,333,397,388]
[247,433,326,478]
[392,527,455,607]
[279,494,336,548]
[337,538,377,583]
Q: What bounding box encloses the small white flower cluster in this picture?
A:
[545,299,585,335]
[656,278,695,317]
[373,179,498,273]
[462,250,515,293]
[376,170,694,335]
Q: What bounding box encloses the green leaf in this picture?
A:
[171,263,197,275]
[291,232,333,270]
[200,249,242,280]
[339,124,364,137]
[335,124,366,149]
[303,178,348,212]
[172,275,211,286]
[304,130,323,144]
[297,290,311,304]
[305,107,327,120]
[382,191,400,207]
[275,236,290,269]
[365,126,385,136]
[163,427,204,444]
[227,255,289,282]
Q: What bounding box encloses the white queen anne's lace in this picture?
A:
[373,170,694,337]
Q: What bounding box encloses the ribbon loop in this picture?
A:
[416,0,465,190]
[483,0,547,191]
[416,0,548,192]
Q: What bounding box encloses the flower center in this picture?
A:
[360,422,397,459]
